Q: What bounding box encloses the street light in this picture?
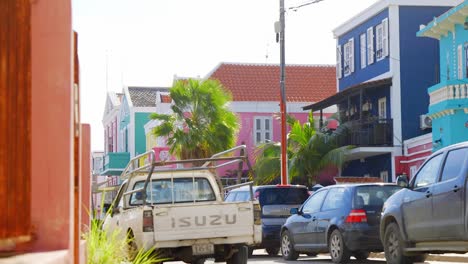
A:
[277,0,325,186]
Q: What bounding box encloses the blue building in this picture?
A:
[418,1,468,151]
[304,0,461,182]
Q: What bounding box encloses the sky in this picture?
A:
[72,0,378,151]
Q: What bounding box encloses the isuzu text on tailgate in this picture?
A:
[102,145,262,264]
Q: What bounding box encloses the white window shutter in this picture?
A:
[337,45,342,79]
[458,44,463,79]
[382,18,389,57]
[376,24,383,61]
[360,33,366,69]
[349,38,355,73]
[367,27,374,65]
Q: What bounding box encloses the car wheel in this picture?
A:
[353,251,370,260]
[384,222,414,264]
[227,245,248,264]
[266,247,280,256]
[328,229,351,264]
[281,230,299,260]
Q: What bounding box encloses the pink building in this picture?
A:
[206,63,337,181]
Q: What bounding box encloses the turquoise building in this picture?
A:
[418,1,468,150]
[100,86,169,176]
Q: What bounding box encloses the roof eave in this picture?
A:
[417,3,468,39]
[334,0,463,38]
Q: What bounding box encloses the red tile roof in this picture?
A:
[207,63,336,102]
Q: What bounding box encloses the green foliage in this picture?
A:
[84,192,165,264]
[151,79,239,162]
[254,112,352,185]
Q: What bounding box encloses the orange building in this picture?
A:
[0,0,90,263]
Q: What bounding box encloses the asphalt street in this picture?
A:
[167,250,458,264]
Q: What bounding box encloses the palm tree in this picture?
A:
[150,79,239,165]
[254,113,351,185]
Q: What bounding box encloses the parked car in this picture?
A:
[380,142,468,264]
[280,183,402,263]
[225,184,310,256]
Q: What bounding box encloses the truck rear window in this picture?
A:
[354,185,401,208]
[260,188,309,205]
[130,178,216,205]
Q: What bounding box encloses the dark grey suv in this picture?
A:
[380,141,468,264]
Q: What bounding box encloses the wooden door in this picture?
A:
[0,0,32,252]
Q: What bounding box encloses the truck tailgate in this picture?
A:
[153,201,254,242]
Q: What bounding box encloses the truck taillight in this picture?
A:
[253,203,261,225]
[345,209,367,223]
[143,210,154,232]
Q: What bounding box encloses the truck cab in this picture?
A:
[103,146,261,264]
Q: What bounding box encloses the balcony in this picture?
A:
[428,80,468,114]
[337,118,393,147]
[100,152,130,176]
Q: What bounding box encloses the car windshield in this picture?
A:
[354,185,401,209]
[130,178,216,205]
[260,187,309,205]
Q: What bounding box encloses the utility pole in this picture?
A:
[279,0,288,185]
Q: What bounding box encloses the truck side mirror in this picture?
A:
[396,175,409,188]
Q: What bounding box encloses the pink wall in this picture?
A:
[218,112,326,178]
[81,124,91,232]
[31,0,73,251]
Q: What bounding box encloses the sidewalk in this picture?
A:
[370,252,468,262]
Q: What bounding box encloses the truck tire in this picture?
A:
[384,222,414,264]
[227,245,248,264]
[126,231,138,261]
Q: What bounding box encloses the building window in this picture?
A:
[254,116,273,145]
[378,97,387,119]
[376,24,384,61]
[367,27,374,65]
[410,166,418,178]
[343,38,354,76]
[336,45,342,79]
[465,43,468,78]
[360,33,366,69]
[380,171,389,182]
[458,44,463,79]
[382,18,389,57]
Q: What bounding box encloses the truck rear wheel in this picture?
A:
[227,245,248,264]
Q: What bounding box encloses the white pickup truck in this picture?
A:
[103,146,262,264]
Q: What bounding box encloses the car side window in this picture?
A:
[225,192,237,202]
[112,181,128,211]
[301,190,327,214]
[235,191,250,202]
[413,154,443,189]
[322,188,346,211]
[440,148,468,183]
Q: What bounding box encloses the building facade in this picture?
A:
[418,0,468,151]
[305,0,461,181]
[207,63,337,183]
